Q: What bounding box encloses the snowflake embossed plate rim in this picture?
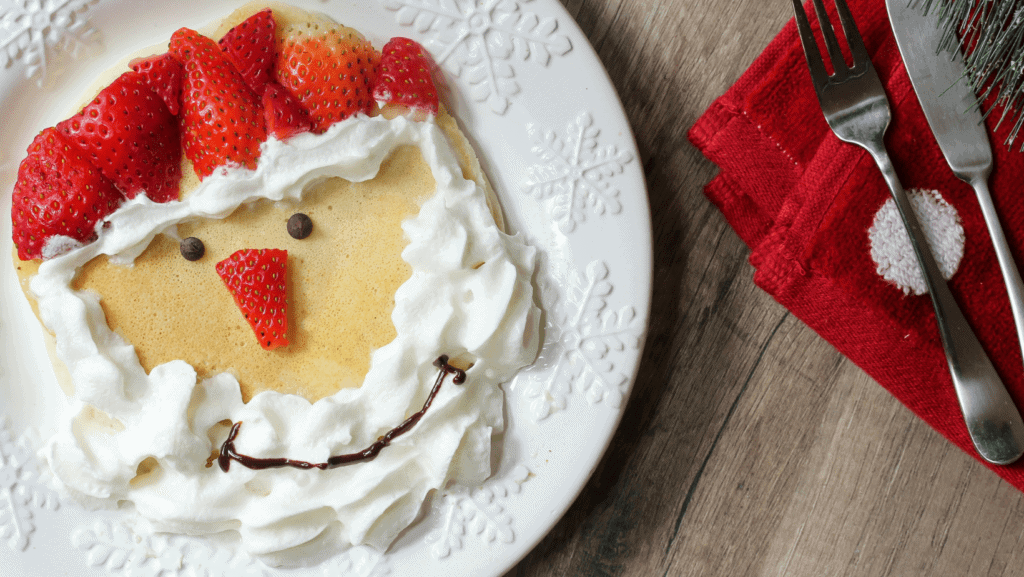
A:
[0,0,651,576]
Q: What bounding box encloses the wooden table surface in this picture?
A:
[509,0,1024,575]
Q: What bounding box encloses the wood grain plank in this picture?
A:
[510,0,1024,575]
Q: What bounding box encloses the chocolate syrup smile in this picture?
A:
[218,355,467,472]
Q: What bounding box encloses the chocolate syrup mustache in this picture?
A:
[218,355,467,472]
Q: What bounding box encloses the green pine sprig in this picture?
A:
[917,0,1024,148]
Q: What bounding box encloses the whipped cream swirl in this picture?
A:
[30,115,541,563]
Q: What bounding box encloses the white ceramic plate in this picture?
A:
[0,0,650,575]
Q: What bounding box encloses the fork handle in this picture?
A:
[865,140,1024,465]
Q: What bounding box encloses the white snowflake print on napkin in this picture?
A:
[0,417,60,552]
[868,188,964,296]
[381,0,571,114]
[525,111,634,233]
[0,0,101,86]
[518,260,643,421]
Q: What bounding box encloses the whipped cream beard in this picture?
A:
[29,114,541,561]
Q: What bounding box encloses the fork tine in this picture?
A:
[833,0,870,70]
[811,0,849,79]
[792,0,830,90]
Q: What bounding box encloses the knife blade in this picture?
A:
[888,0,1024,461]
[886,0,991,177]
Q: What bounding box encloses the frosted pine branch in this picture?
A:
[918,0,1024,148]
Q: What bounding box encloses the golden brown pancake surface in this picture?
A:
[72,146,432,402]
[13,2,503,403]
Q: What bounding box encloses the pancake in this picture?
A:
[70,145,431,402]
[13,2,504,402]
[11,2,541,560]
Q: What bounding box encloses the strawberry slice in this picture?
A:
[170,27,267,179]
[263,81,312,140]
[373,37,439,114]
[129,53,184,115]
[276,22,379,133]
[171,28,267,178]
[218,8,276,93]
[11,128,124,261]
[57,71,182,203]
[216,248,289,350]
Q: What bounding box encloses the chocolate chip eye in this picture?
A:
[287,213,313,240]
[180,237,205,261]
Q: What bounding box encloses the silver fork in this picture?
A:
[793,0,1024,464]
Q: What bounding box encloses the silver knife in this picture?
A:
[888,0,1024,464]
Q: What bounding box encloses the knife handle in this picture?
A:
[969,174,1024,375]
[865,140,1024,465]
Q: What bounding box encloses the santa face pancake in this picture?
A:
[11,3,540,562]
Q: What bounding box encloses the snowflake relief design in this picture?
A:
[0,417,60,552]
[72,520,266,577]
[182,541,267,577]
[381,0,571,114]
[320,546,390,577]
[0,0,101,86]
[525,112,634,233]
[520,260,642,420]
[424,465,530,559]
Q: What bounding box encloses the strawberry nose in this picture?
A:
[216,248,290,350]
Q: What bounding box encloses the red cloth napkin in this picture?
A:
[689,0,1024,486]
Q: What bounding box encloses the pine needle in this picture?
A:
[920,0,1024,149]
